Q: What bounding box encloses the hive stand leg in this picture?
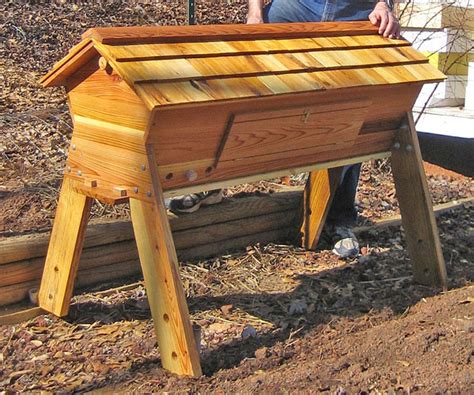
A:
[301,168,342,250]
[38,177,93,316]
[129,149,201,377]
[390,113,448,289]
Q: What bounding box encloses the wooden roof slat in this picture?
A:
[103,35,410,62]
[113,46,428,84]
[135,63,445,109]
[83,21,379,45]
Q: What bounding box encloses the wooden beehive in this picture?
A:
[41,21,445,201]
[39,21,448,377]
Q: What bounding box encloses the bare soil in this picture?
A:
[1,2,473,393]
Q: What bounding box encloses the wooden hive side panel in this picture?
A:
[64,57,153,203]
[147,83,422,193]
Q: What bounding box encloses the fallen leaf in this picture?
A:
[255,347,268,359]
[30,339,43,347]
[220,304,234,315]
[397,360,410,367]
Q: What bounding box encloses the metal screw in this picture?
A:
[66,166,71,173]
[141,164,146,171]
[147,191,152,197]
[406,144,413,152]
[71,144,76,151]
[392,142,401,150]
[77,170,82,176]
[399,125,409,133]
[133,187,139,194]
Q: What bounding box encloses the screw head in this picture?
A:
[406,144,413,152]
[133,187,139,194]
[66,166,71,173]
[392,142,401,150]
[147,191,152,197]
[77,170,82,176]
[141,164,146,171]
[71,144,76,151]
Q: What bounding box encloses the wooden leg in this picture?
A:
[38,177,93,316]
[390,113,448,289]
[129,147,201,377]
[301,168,342,250]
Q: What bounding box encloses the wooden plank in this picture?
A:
[136,63,445,108]
[0,191,301,265]
[2,196,469,307]
[103,36,410,62]
[148,84,422,165]
[0,209,297,289]
[301,168,342,250]
[38,177,93,317]
[158,130,395,193]
[40,40,96,87]
[83,21,380,44]
[129,147,201,377]
[390,113,448,289]
[218,98,370,164]
[67,58,151,130]
[0,307,44,326]
[116,46,427,83]
[163,151,392,198]
[66,133,152,202]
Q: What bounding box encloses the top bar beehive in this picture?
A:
[41,21,445,203]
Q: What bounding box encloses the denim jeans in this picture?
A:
[265,0,376,225]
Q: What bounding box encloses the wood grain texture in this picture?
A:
[38,177,93,316]
[130,147,202,377]
[217,99,370,166]
[104,36,410,62]
[390,113,448,289]
[301,169,342,250]
[115,46,426,83]
[135,63,444,109]
[40,39,96,87]
[67,58,150,130]
[83,21,380,44]
[147,84,421,166]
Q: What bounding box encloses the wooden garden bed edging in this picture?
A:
[0,190,301,307]
[1,190,472,309]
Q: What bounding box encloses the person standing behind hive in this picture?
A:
[247,0,401,258]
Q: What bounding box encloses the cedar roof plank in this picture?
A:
[116,46,428,84]
[83,21,379,44]
[104,35,410,62]
[39,39,96,87]
[135,63,445,108]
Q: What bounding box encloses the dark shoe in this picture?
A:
[168,189,223,214]
[326,225,359,259]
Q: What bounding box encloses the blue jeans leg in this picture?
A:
[264,0,372,226]
[326,164,362,226]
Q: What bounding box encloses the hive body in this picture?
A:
[42,21,444,201]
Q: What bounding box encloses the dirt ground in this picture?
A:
[1,1,473,393]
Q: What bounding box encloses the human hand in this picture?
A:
[369,2,401,39]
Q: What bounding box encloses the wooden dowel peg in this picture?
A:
[114,187,128,197]
[98,57,114,75]
[86,180,98,188]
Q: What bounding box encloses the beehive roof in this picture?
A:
[41,21,445,110]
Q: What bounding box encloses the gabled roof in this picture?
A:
[41,21,445,110]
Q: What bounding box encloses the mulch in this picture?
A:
[1,1,473,393]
